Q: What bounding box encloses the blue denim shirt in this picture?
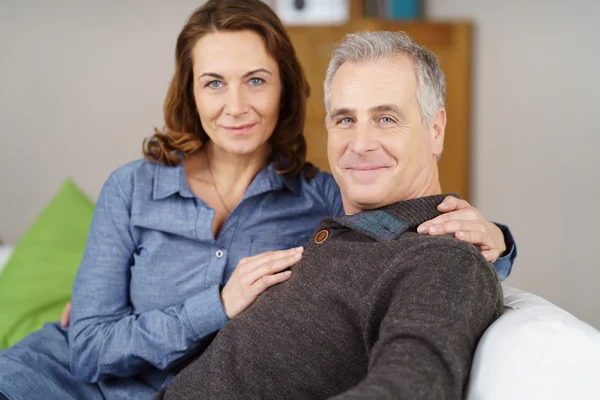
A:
[66,158,515,392]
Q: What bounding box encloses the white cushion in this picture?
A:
[467,284,600,400]
[0,245,13,277]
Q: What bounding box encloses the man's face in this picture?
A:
[326,55,446,214]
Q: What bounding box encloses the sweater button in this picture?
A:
[315,230,329,244]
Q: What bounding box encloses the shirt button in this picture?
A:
[315,230,329,244]
[216,249,224,259]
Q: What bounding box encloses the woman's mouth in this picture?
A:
[221,123,258,136]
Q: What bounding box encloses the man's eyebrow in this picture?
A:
[369,104,402,114]
[328,107,355,121]
[198,68,272,80]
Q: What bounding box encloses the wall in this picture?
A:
[0,0,206,243]
[1,0,598,327]
[427,0,600,328]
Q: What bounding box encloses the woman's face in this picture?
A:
[192,30,282,156]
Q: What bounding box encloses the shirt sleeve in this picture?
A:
[330,245,503,400]
[491,222,518,281]
[68,171,228,383]
[314,172,344,216]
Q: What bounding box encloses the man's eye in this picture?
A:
[206,80,223,88]
[338,117,353,125]
[249,77,265,86]
[380,116,394,124]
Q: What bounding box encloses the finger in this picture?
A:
[481,249,500,263]
[426,220,486,236]
[242,251,302,286]
[241,246,303,265]
[455,230,494,250]
[238,247,303,270]
[60,302,72,328]
[418,210,481,233]
[251,271,292,295]
[436,196,470,212]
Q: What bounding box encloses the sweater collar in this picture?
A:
[326,193,459,242]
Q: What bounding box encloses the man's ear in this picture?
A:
[431,107,446,157]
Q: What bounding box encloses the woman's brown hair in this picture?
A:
[143,0,315,178]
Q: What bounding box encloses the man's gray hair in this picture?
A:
[324,31,446,126]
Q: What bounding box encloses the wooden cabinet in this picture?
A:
[286,20,472,201]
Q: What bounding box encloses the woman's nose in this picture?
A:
[224,86,249,116]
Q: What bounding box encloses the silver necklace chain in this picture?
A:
[205,150,232,214]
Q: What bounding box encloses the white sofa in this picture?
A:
[1,245,598,398]
[468,284,600,399]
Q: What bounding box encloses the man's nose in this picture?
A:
[348,123,379,155]
[224,86,249,117]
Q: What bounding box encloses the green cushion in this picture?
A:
[0,179,94,349]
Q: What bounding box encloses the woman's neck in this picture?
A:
[199,141,269,195]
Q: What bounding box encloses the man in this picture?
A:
[156,31,504,400]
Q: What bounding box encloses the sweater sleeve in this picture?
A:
[330,243,503,400]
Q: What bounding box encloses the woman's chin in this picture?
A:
[214,139,268,158]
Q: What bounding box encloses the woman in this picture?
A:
[0,1,515,399]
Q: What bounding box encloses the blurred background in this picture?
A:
[0,0,598,330]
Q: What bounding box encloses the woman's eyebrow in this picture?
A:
[198,68,272,80]
[198,72,224,80]
[242,68,272,78]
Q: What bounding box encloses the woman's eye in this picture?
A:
[207,80,223,88]
[249,77,265,86]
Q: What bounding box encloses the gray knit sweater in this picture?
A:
[156,194,504,400]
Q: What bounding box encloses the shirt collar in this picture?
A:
[153,161,300,201]
[152,161,194,200]
[243,162,300,199]
[324,193,459,242]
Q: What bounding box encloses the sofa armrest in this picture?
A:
[467,284,600,400]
